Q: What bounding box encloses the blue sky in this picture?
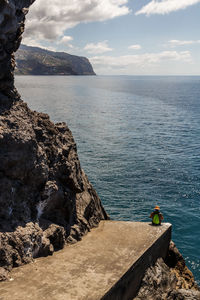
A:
[23,0,200,75]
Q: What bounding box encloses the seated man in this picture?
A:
[150,205,164,225]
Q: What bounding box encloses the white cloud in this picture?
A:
[22,36,43,48]
[135,0,200,16]
[90,51,192,71]
[169,39,200,47]
[128,44,141,50]
[22,35,74,51]
[59,36,73,44]
[21,36,57,51]
[24,0,130,42]
[57,36,74,48]
[84,41,113,54]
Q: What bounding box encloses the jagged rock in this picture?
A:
[167,289,200,300]
[0,267,9,281]
[134,242,200,300]
[0,223,43,272]
[0,0,35,100]
[43,223,65,251]
[134,258,177,300]
[0,99,108,279]
[0,0,108,280]
[166,241,199,290]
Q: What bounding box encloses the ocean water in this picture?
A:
[15,75,200,283]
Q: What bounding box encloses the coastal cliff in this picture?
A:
[0,1,199,299]
[134,241,200,299]
[15,44,96,75]
[0,0,107,281]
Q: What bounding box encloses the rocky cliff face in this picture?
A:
[0,0,108,281]
[0,0,35,100]
[135,242,200,300]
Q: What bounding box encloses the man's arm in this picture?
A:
[159,213,164,220]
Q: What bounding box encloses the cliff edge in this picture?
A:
[0,0,108,281]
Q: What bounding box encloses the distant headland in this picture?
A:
[15,44,96,76]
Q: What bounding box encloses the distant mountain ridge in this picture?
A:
[15,44,96,75]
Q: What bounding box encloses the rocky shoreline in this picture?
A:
[0,1,200,299]
[134,241,200,299]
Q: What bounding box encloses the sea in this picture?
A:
[15,75,200,284]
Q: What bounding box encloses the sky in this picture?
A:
[23,0,200,75]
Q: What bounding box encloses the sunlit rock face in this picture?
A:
[135,242,200,300]
[0,0,108,281]
[0,0,35,100]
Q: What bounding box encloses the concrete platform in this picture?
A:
[0,221,171,300]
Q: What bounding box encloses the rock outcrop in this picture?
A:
[0,0,35,100]
[134,241,200,300]
[0,0,108,281]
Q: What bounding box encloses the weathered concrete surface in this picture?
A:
[0,221,171,300]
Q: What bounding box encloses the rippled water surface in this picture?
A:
[16,75,200,283]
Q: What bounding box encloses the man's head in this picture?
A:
[154,205,160,211]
